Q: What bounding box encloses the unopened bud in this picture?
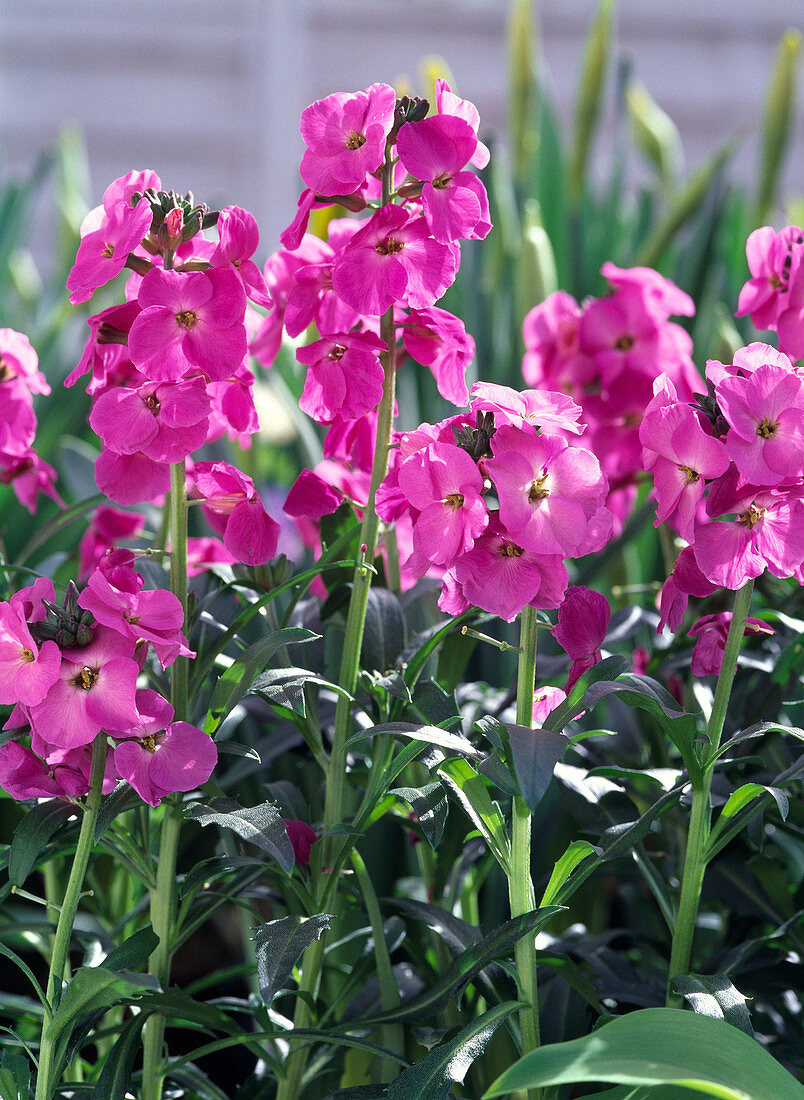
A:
[158,207,184,251]
[75,623,94,646]
[55,628,77,648]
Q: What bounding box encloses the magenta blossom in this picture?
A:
[66,186,153,305]
[402,307,475,407]
[94,449,170,506]
[532,686,567,726]
[90,375,211,464]
[79,506,145,580]
[210,205,272,307]
[553,586,611,692]
[715,361,804,486]
[284,469,343,520]
[297,331,386,423]
[284,819,318,867]
[688,613,774,676]
[0,604,61,707]
[435,79,490,169]
[113,689,217,807]
[194,461,280,566]
[657,546,718,634]
[128,268,247,382]
[299,83,396,196]
[736,225,804,332]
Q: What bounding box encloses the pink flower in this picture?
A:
[471,382,585,436]
[0,604,61,707]
[600,263,694,323]
[299,83,396,196]
[0,328,50,395]
[79,506,145,580]
[94,448,170,506]
[210,205,272,307]
[532,686,567,726]
[522,291,592,396]
[284,819,317,867]
[1,449,63,514]
[716,362,804,486]
[398,441,488,568]
[90,376,211,463]
[66,184,153,305]
[657,546,718,634]
[396,115,491,243]
[65,300,141,392]
[434,79,490,169]
[128,268,247,382]
[297,331,386,423]
[0,740,87,801]
[402,307,475,406]
[29,626,141,750]
[688,613,774,676]
[736,225,804,331]
[113,689,217,807]
[332,205,458,316]
[284,469,343,520]
[194,461,280,566]
[553,586,611,691]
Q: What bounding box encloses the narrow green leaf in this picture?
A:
[484,1007,804,1099]
[438,757,511,872]
[506,722,569,809]
[540,840,600,907]
[349,722,480,760]
[102,927,159,974]
[569,0,614,204]
[9,801,76,886]
[0,944,50,1015]
[252,914,331,1004]
[718,783,789,824]
[43,966,146,1043]
[756,29,802,225]
[390,783,449,849]
[673,973,754,1037]
[185,798,294,873]
[92,1014,146,1100]
[385,1001,519,1098]
[0,1051,30,1100]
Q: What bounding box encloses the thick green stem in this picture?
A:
[35,733,107,1100]
[509,604,541,1100]
[142,460,189,1100]
[666,580,753,1006]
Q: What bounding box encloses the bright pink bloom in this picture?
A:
[194,461,280,566]
[716,362,804,486]
[113,689,216,807]
[402,307,475,406]
[471,382,585,436]
[0,740,88,800]
[67,185,153,305]
[398,442,487,568]
[284,469,343,519]
[95,448,170,506]
[332,205,458,316]
[532,686,567,726]
[0,605,61,707]
[128,268,247,382]
[600,263,694,322]
[299,83,396,196]
[297,331,386,423]
[29,626,141,749]
[435,79,490,169]
[486,426,608,557]
[736,225,804,331]
[0,329,49,395]
[210,205,272,307]
[90,375,211,463]
[1,449,63,514]
[284,819,317,867]
[657,546,719,634]
[65,300,141,392]
[396,115,491,243]
[522,292,593,396]
[688,613,774,676]
[186,537,236,576]
[553,586,611,691]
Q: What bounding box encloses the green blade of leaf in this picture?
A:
[389,783,449,849]
[672,973,754,1038]
[185,798,294,873]
[252,914,331,1005]
[9,801,77,886]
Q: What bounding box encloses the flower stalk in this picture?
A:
[142,459,189,1100]
[35,732,108,1100]
[666,579,754,1006]
[509,603,541,1100]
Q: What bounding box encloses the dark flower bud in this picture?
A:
[453,410,497,461]
[75,623,94,646]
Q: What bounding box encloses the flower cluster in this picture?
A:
[736,224,804,359]
[643,342,804,619]
[253,82,488,532]
[0,328,61,513]
[521,264,701,530]
[64,170,277,565]
[0,567,215,806]
[377,384,611,620]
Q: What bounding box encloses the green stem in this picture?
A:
[142,460,189,1100]
[666,580,753,1006]
[277,150,398,1100]
[35,733,107,1100]
[509,604,541,1100]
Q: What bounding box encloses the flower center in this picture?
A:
[528,473,550,502]
[102,242,115,258]
[144,393,161,415]
[345,129,366,150]
[142,733,164,753]
[756,416,780,439]
[433,172,453,190]
[376,236,404,255]
[71,665,99,691]
[739,503,765,529]
[175,310,199,330]
[614,334,634,351]
[329,344,347,361]
[499,541,525,558]
[19,647,35,663]
[678,464,700,485]
[0,356,15,383]
[443,492,465,511]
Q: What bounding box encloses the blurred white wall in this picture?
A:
[1,0,801,272]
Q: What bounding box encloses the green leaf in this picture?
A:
[390,783,448,849]
[338,909,561,1030]
[384,1001,519,1098]
[185,798,294,873]
[93,1014,146,1100]
[349,722,480,760]
[94,781,139,843]
[0,1051,30,1100]
[483,1007,804,1099]
[0,943,50,1014]
[542,656,630,733]
[362,588,406,672]
[540,840,600,907]
[102,927,159,974]
[43,965,146,1043]
[203,627,318,734]
[718,783,789,824]
[673,973,754,1037]
[506,722,569,809]
[438,757,511,872]
[252,914,331,1004]
[9,801,76,885]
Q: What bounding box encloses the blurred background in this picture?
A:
[1,0,801,271]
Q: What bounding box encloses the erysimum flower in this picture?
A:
[553,585,611,691]
[299,83,396,196]
[194,461,280,566]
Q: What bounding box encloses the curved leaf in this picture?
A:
[185,798,294,873]
[9,801,76,886]
[483,1007,804,1099]
[672,973,753,1037]
[389,783,448,849]
[253,914,331,1004]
